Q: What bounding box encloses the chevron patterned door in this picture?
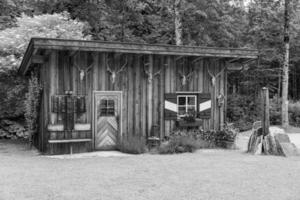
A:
[94,92,122,150]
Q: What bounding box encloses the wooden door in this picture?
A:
[94,92,122,150]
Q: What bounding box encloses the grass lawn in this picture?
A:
[0,140,300,200]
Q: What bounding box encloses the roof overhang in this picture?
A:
[19,38,259,75]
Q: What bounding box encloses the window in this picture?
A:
[177,95,197,117]
[100,98,115,116]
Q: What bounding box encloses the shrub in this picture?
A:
[158,135,200,154]
[116,135,147,154]
[24,73,41,145]
[227,94,260,131]
[269,96,300,127]
[288,101,300,127]
[158,129,217,154]
[215,125,238,142]
[269,96,282,125]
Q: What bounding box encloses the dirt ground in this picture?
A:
[1,140,300,200]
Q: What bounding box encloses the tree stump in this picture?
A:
[247,126,299,156]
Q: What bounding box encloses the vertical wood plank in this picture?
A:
[148,54,154,136]
[99,53,106,91]
[153,55,159,128]
[127,54,134,136]
[63,51,71,92]
[198,59,204,93]
[141,55,147,137]
[219,60,225,130]
[49,51,57,125]
[224,65,228,125]
[170,56,176,132]
[93,53,99,91]
[160,56,165,138]
[134,55,141,136]
[121,54,128,138]
[58,52,64,95]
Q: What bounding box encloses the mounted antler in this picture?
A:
[72,52,95,81]
[207,66,225,86]
[106,55,128,84]
[143,64,161,83]
[178,63,194,86]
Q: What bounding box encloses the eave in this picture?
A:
[19,38,259,75]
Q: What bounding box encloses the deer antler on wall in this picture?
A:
[177,58,194,86]
[106,54,128,84]
[71,51,95,82]
[207,66,225,86]
[143,56,161,83]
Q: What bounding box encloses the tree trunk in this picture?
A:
[239,0,245,10]
[174,0,183,46]
[282,0,290,129]
[261,88,270,136]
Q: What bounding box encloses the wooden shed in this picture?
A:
[19,38,258,154]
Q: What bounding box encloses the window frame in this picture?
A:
[177,95,197,118]
[99,98,115,116]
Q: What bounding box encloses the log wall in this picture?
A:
[39,50,227,153]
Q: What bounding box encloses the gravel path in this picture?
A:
[1,140,300,200]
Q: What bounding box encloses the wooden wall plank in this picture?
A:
[134,55,141,136]
[141,55,147,137]
[147,54,154,136]
[164,56,171,136]
[169,56,176,132]
[153,55,159,129]
[58,51,64,95]
[220,60,225,130]
[122,54,128,138]
[159,56,165,138]
[99,53,106,91]
[127,54,134,137]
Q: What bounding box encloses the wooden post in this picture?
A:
[261,87,270,136]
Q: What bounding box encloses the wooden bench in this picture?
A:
[48,138,92,155]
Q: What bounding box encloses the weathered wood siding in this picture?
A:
[39,50,227,153]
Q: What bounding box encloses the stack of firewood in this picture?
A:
[0,119,28,139]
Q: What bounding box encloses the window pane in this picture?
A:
[178,106,186,115]
[100,108,107,116]
[187,97,196,105]
[100,99,107,108]
[178,97,186,105]
[108,100,114,107]
[107,108,115,116]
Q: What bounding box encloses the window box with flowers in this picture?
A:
[177,111,203,128]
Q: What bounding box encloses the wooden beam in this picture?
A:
[33,38,259,58]
[19,38,259,75]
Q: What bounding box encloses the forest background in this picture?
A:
[0,0,300,138]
